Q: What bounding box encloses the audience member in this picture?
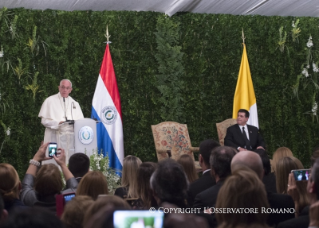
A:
[114,155,141,199]
[287,171,309,216]
[61,195,94,228]
[68,153,90,183]
[259,151,277,193]
[0,194,8,224]
[83,204,125,228]
[216,169,270,228]
[278,158,319,228]
[231,151,295,227]
[0,207,63,228]
[275,157,302,194]
[177,154,198,183]
[83,195,130,227]
[0,164,27,212]
[20,143,77,213]
[188,139,220,206]
[193,146,236,211]
[150,159,188,208]
[132,162,157,209]
[271,147,294,172]
[163,202,209,228]
[76,171,108,200]
[311,146,319,167]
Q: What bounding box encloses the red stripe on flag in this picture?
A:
[99,44,122,119]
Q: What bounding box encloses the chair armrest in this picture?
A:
[190,147,199,152]
[157,149,171,154]
[156,149,172,158]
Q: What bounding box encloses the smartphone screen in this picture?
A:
[48,143,57,157]
[113,210,164,228]
[291,169,311,181]
[63,194,75,204]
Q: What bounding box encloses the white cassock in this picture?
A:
[38,92,84,165]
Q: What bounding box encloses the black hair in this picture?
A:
[68,153,90,178]
[199,139,220,167]
[258,150,271,175]
[210,146,236,179]
[150,159,188,207]
[238,109,250,118]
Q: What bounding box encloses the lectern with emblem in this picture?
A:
[74,118,98,157]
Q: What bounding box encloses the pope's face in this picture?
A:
[237,112,248,126]
[58,80,72,98]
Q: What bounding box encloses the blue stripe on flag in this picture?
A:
[91,107,123,176]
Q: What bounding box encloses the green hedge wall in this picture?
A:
[0,8,318,176]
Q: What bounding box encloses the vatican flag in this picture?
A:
[232,43,259,128]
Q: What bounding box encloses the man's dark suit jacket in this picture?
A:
[187,171,216,207]
[267,192,295,227]
[193,180,225,210]
[224,124,265,150]
[277,206,309,228]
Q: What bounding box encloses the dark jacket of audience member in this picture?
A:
[193,146,236,211]
[187,139,220,206]
[258,150,277,193]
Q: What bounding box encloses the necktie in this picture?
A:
[242,127,251,150]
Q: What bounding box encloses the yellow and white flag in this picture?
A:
[232,43,259,128]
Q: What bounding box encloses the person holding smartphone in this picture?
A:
[38,79,84,164]
[278,158,319,228]
[20,142,78,213]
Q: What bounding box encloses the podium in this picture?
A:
[43,118,98,167]
[73,118,98,158]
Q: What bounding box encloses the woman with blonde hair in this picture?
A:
[275,157,302,194]
[271,147,294,172]
[0,163,26,212]
[177,154,198,183]
[276,157,309,215]
[114,155,142,199]
[77,171,108,200]
[216,169,270,228]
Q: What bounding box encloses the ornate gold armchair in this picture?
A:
[151,121,200,170]
[216,118,237,146]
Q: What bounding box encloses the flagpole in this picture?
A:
[104,25,112,44]
[242,28,246,44]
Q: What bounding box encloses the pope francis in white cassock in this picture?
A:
[38,79,84,165]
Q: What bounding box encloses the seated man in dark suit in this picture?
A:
[193,146,236,211]
[224,109,265,152]
[187,139,220,206]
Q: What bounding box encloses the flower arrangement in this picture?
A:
[89,150,121,194]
